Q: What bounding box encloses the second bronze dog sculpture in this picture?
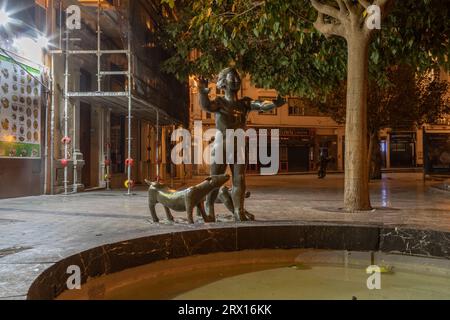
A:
[145,174,230,224]
[216,186,255,221]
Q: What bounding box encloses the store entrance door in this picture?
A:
[288,146,310,172]
[390,132,415,168]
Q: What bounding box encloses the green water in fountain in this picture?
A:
[58,250,450,300]
[174,265,450,300]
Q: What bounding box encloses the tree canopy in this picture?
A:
[158,0,450,211]
[159,0,449,98]
[314,67,450,134]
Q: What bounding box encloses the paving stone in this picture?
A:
[0,173,449,299]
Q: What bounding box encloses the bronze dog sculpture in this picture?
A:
[194,187,254,221]
[216,187,255,221]
[145,174,230,224]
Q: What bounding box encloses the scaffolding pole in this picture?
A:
[97,0,102,92]
[126,27,133,195]
[50,53,55,195]
[63,24,70,195]
[156,110,160,181]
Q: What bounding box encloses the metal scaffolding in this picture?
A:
[47,0,187,196]
[56,0,159,196]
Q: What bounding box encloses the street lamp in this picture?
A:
[12,35,50,62]
[36,35,50,50]
[0,9,10,27]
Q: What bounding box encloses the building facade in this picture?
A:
[189,71,450,177]
[0,0,188,199]
[189,75,345,176]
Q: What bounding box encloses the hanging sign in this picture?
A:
[0,53,42,158]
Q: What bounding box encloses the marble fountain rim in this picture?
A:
[26,221,450,300]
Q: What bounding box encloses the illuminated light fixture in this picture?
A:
[0,9,10,26]
[36,35,50,49]
[13,37,43,62]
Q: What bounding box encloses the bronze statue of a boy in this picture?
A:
[198,68,285,222]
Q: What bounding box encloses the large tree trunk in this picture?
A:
[368,132,382,180]
[344,35,372,211]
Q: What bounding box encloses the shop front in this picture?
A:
[423,130,450,175]
[389,132,416,168]
[280,128,314,173]
[243,127,315,174]
[0,52,45,198]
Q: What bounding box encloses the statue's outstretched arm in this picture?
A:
[197,77,221,113]
[249,95,286,112]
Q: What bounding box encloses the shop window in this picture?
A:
[288,98,304,116]
[288,97,322,116]
[391,143,406,152]
[110,114,125,174]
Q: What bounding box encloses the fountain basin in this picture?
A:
[27,223,450,300]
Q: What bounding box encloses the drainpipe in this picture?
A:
[156,110,160,181]
[50,52,55,195]
[44,74,49,194]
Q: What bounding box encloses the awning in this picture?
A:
[424,129,450,134]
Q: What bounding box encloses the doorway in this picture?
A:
[390,132,415,168]
[288,146,310,172]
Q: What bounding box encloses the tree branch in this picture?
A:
[314,12,346,38]
[341,0,364,28]
[335,0,351,23]
[336,0,346,12]
[357,0,370,9]
[289,8,316,24]
[342,0,358,15]
[311,0,341,21]
[215,1,265,20]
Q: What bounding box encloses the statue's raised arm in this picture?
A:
[249,95,286,112]
[197,77,222,113]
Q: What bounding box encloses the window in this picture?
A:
[288,97,322,116]
[80,69,92,92]
[110,114,125,174]
[288,98,304,116]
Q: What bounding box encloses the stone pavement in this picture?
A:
[0,173,449,299]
